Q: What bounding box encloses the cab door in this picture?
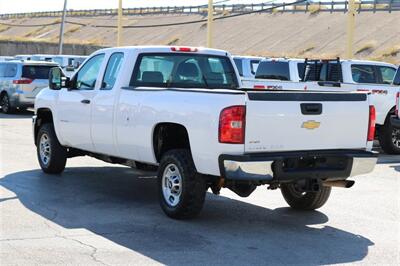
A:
[56,54,105,151]
[91,52,125,156]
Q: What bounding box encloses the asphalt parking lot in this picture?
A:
[1,111,399,265]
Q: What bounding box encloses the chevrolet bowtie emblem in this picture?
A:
[302,120,320,130]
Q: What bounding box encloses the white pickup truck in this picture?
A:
[33,46,377,219]
[243,58,400,154]
[390,68,400,132]
[232,55,263,79]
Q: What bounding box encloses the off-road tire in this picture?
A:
[36,123,67,174]
[280,183,331,210]
[158,149,207,219]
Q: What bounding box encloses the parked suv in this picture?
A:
[0,61,59,113]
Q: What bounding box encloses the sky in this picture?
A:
[0,0,278,14]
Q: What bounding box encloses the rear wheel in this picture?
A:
[36,123,67,174]
[1,93,14,114]
[158,149,207,219]
[379,117,400,154]
[280,183,331,210]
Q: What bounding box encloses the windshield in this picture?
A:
[131,53,239,89]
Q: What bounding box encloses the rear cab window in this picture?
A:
[131,53,238,89]
[22,65,54,80]
[255,61,290,80]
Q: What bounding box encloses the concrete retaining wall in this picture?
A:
[0,40,104,56]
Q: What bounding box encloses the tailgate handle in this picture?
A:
[317,81,341,87]
[301,103,322,115]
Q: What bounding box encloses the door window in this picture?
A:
[101,53,124,90]
[75,54,105,90]
[377,66,396,84]
[351,65,377,84]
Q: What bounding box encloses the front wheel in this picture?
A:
[379,117,400,154]
[280,183,331,210]
[36,123,67,174]
[158,149,207,219]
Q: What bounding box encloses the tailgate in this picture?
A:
[244,91,369,153]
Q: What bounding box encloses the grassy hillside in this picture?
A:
[0,12,399,63]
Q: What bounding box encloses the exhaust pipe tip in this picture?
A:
[323,180,355,188]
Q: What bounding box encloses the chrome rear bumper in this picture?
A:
[219,150,378,182]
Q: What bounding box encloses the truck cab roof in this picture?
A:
[94,46,231,57]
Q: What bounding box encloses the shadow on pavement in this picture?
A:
[0,110,34,119]
[1,167,374,265]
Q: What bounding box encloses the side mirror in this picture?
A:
[49,67,70,90]
[49,67,62,90]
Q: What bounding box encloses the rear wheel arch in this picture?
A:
[152,122,192,163]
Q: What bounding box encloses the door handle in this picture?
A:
[81,99,90,104]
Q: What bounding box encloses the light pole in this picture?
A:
[58,0,68,55]
[207,0,213,48]
[346,0,356,58]
[117,0,123,46]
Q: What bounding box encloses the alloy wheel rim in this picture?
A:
[162,163,182,207]
[1,96,8,112]
[392,128,400,148]
[39,133,51,166]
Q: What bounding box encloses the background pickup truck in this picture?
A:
[232,55,263,79]
[243,58,400,154]
[33,46,377,219]
[390,68,400,132]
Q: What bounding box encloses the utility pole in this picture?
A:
[207,0,213,48]
[346,0,356,58]
[58,0,68,55]
[117,0,123,46]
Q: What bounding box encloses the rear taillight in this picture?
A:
[219,105,246,144]
[171,47,198,52]
[13,78,33,84]
[367,105,376,142]
[395,92,399,117]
